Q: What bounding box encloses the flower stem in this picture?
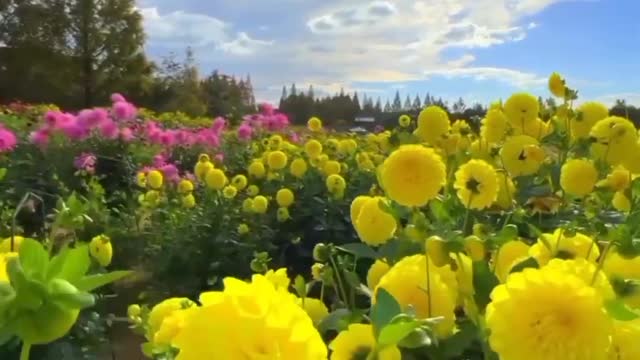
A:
[329,255,350,310]
[20,343,31,360]
[591,240,613,286]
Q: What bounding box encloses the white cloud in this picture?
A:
[423,67,547,88]
[220,32,274,56]
[307,1,397,33]
[139,7,272,55]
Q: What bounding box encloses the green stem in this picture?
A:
[329,255,350,310]
[425,254,432,318]
[20,343,31,360]
[320,282,325,302]
[591,241,613,286]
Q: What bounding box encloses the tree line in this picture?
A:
[0,1,255,121]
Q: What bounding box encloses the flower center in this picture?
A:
[466,178,481,193]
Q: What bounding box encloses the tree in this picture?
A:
[424,93,432,107]
[392,91,402,111]
[452,97,466,113]
[383,100,391,113]
[290,83,297,96]
[307,85,315,99]
[413,95,422,109]
[352,92,361,113]
[375,97,382,113]
[403,95,412,110]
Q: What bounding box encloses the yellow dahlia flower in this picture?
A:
[597,166,631,192]
[495,171,516,209]
[454,159,499,209]
[222,185,237,199]
[326,174,346,194]
[290,158,308,178]
[230,174,248,190]
[173,275,327,360]
[330,324,401,360]
[603,250,640,308]
[380,145,446,207]
[375,255,457,337]
[252,195,269,214]
[500,135,544,177]
[398,114,411,127]
[276,188,295,207]
[493,240,530,283]
[610,320,640,360]
[267,150,288,170]
[308,117,323,132]
[89,234,113,267]
[548,72,566,98]
[248,160,266,178]
[529,228,599,266]
[414,106,450,145]
[305,140,323,159]
[296,297,328,326]
[178,179,194,194]
[503,92,539,128]
[480,109,509,143]
[204,168,227,190]
[590,116,637,166]
[486,267,612,360]
[147,170,164,190]
[572,101,608,139]
[560,158,598,197]
[366,259,391,290]
[353,197,397,246]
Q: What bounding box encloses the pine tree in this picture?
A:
[384,100,391,113]
[392,91,402,111]
[290,83,297,96]
[375,97,382,113]
[353,92,361,112]
[413,95,422,109]
[308,85,315,99]
[424,93,432,107]
[403,95,412,110]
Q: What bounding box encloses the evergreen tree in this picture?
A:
[424,93,432,106]
[307,85,315,99]
[413,95,422,109]
[352,92,361,113]
[392,90,402,111]
[403,95,412,110]
[290,83,297,96]
[375,97,382,113]
[383,100,391,113]
[281,86,288,100]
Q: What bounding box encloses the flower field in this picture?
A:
[2,73,640,359]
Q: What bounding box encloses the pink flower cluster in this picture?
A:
[138,153,185,184]
[0,125,17,153]
[73,152,97,174]
[237,103,290,141]
[29,94,138,146]
[142,120,223,148]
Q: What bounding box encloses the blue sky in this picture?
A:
[137,0,640,107]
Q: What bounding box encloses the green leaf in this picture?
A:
[0,282,16,308]
[74,271,132,292]
[52,291,95,310]
[371,288,402,336]
[46,246,70,281]
[605,299,640,321]
[293,275,306,298]
[429,199,451,223]
[18,239,49,279]
[472,261,499,311]
[7,258,44,310]
[492,225,519,246]
[438,320,477,358]
[398,327,433,349]
[509,257,539,274]
[336,243,378,259]
[610,277,640,298]
[344,271,361,289]
[0,168,7,181]
[57,245,91,284]
[378,319,420,347]
[317,309,352,334]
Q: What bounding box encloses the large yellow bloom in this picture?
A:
[353,197,397,246]
[276,188,295,207]
[529,228,599,266]
[597,166,631,191]
[500,135,544,177]
[486,266,612,360]
[453,159,499,209]
[252,195,269,214]
[204,168,227,190]
[375,255,457,337]
[560,158,598,197]
[305,140,323,159]
[267,150,288,170]
[330,324,401,360]
[414,106,450,145]
[0,236,24,253]
[296,297,328,326]
[308,117,323,132]
[590,116,638,165]
[173,275,327,360]
[503,93,539,128]
[512,118,553,140]
[572,102,608,140]
[380,145,446,207]
[147,297,195,346]
[248,160,266,178]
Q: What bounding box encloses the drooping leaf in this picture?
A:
[6,258,44,310]
[74,271,132,292]
[509,257,539,274]
[605,299,640,321]
[51,291,95,310]
[317,309,352,334]
[336,243,378,260]
[371,288,402,336]
[492,225,519,246]
[472,261,499,311]
[46,246,70,281]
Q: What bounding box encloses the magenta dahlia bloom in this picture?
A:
[110,93,126,103]
[29,129,50,147]
[120,127,134,142]
[212,117,227,133]
[113,101,136,120]
[0,126,17,153]
[237,123,253,141]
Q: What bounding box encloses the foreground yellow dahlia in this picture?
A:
[486,267,612,360]
[330,324,401,360]
[173,275,327,360]
[529,228,599,266]
[609,320,640,360]
[380,145,446,207]
[374,255,457,337]
[353,197,397,246]
[560,158,598,197]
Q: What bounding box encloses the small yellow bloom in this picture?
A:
[264,268,290,289]
[222,185,237,199]
[204,168,227,190]
[267,150,288,170]
[177,179,194,194]
[181,193,196,208]
[237,223,249,235]
[464,235,485,261]
[548,72,566,98]
[89,234,113,267]
[353,197,397,246]
[147,170,164,190]
[252,195,269,214]
[425,235,450,267]
[454,159,499,210]
[326,174,346,194]
[277,207,290,222]
[230,174,248,190]
[493,240,530,283]
[311,263,324,281]
[290,158,308,178]
[367,259,391,289]
[323,160,341,176]
[248,160,266,178]
[398,114,411,127]
[305,140,323,159]
[246,184,259,197]
[308,117,323,132]
[276,188,295,207]
[330,324,401,360]
[597,166,631,192]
